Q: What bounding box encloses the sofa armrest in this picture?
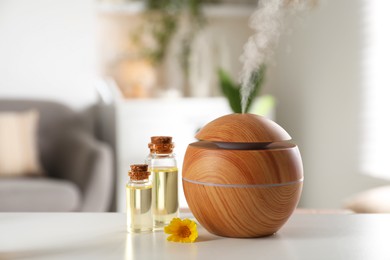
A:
[52,130,113,212]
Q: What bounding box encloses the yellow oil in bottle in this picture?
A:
[126,184,153,233]
[151,167,179,229]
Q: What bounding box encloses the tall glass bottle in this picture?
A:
[146,136,179,229]
[126,164,153,233]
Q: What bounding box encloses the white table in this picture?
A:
[1,213,390,260]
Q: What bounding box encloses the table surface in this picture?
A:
[1,213,390,260]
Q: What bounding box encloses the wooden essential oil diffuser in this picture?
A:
[182,114,303,238]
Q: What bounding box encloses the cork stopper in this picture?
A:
[148,136,174,154]
[128,164,150,181]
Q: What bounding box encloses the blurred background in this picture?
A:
[0,0,389,213]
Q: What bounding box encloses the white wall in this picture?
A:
[0,0,98,109]
[266,0,389,208]
[1,0,386,209]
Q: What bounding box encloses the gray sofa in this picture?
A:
[0,99,113,212]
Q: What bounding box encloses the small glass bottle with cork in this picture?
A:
[146,136,179,230]
[126,164,153,233]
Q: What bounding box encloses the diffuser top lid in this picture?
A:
[196,113,291,143]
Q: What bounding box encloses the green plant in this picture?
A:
[134,0,205,69]
[218,66,266,113]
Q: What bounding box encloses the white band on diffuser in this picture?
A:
[182,177,304,188]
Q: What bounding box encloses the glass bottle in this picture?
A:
[126,164,153,233]
[146,136,179,229]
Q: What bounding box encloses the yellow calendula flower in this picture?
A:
[164,218,198,243]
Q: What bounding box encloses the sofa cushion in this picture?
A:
[0,110,43,176]
[0,100,92,177]
[0,177,81,211]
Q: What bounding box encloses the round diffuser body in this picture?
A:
[182,114,303,238]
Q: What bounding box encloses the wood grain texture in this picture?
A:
[182,143,303,237]
[183,113,303,238]
[183,181,303,237]
[183,141,303,185]
[196,114,291,143]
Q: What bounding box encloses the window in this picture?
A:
[361,1,390,179]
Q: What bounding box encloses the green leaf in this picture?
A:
[218,69,242,113]
[244,65,266,113]
[218,66,266,114]
[248,94,275,116]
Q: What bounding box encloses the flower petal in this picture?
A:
[167,235,175,241]
[164,225,178,234]
[189,232,198,242]
[182,218,191,225]
[164,218,182,234]
[182,237,192,243]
